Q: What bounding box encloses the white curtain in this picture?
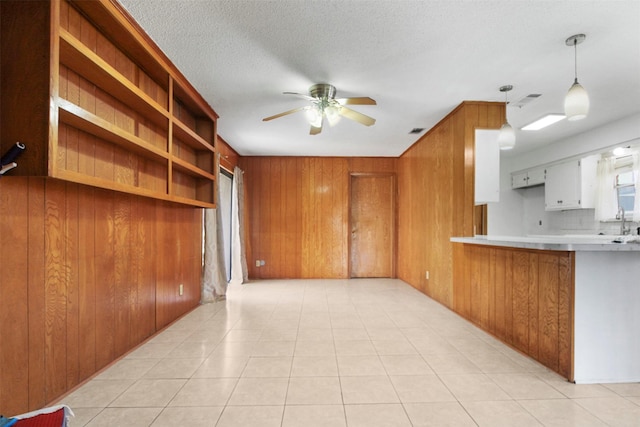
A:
[594,157,617,221]
[230,166,248,284]
[202,167,228,302]
[633,153,640,222]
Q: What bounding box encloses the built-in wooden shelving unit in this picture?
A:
[1,0,218,207]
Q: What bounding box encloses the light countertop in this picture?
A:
[450,234,640,251]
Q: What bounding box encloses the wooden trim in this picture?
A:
[49,0,61,177]
[218,137,241,173]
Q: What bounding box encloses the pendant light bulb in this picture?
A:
[498,85,515,150]
[564,34,589,121]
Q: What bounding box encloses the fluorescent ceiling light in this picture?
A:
[521,114,566,131]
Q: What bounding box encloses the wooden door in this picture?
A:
[350,174,396,277]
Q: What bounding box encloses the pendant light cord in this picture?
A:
[504,90,509,122]
[574,38,579,84]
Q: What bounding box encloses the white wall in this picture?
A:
[489,113,640,236]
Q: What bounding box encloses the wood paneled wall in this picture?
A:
[0,177,202,416]
[397,101,504,307]
[239,157,397,279]
[452,244,574,379]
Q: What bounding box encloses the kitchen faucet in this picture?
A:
[618,207,631,235]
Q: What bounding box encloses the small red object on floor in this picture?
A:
[13,408,64,427]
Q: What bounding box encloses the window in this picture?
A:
[614,156,636,215]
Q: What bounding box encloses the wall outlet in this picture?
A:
[425,271,430,280]
[256,260,261,267]
[179,284,184,296]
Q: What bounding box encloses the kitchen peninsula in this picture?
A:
[451,235,640,384]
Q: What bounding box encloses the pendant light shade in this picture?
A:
[564,80,589,121]
[498,85,515,150]
[498,122,516,150]
[305,105,323,128]
[564,34,589,121]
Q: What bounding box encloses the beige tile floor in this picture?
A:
[60,279,640,426]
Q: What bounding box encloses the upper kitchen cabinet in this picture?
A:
[0,0,218,207]
[511,167,545,189]
[545,155,598,211]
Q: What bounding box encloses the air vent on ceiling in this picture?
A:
[511,94,541,109]
[409,128,425,134]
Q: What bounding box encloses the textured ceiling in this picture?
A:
[118,0,640,157]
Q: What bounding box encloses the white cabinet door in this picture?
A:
[545,160,581,210]
[544,156,599,211]
[475,129,500,204]
[511,167,545,189]
[511,171,529,189]
[527,168,546,186]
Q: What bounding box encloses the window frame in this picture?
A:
[613,155,636,217]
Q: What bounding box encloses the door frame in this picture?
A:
[348,172,398,278]
[218,167,234,282]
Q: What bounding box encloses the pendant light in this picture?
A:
[498,85,515,150]
[564,34,589,121]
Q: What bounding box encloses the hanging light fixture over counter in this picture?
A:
[564,33,589,121]
[498,85,515,150]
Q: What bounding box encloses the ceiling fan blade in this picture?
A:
[336,97,377,106]
[310,118,323,135]
[339,106,376,126]
[262,106,309,122]
[283,91,315,101]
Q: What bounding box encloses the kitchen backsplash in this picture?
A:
[521,186,638,236]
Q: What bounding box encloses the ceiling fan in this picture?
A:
[262,83,376,135]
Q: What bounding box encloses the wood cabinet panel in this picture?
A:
[557,254,574,379]
[453,244,574,380]
[493,249,513,342]
[469,246,490,328]
[538,253,560,371]
[528,253,539,359]
[512,250,530,353]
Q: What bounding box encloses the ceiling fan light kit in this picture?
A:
[263,83,376,135]
[564,33,590,121]
[498,85,516,150]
